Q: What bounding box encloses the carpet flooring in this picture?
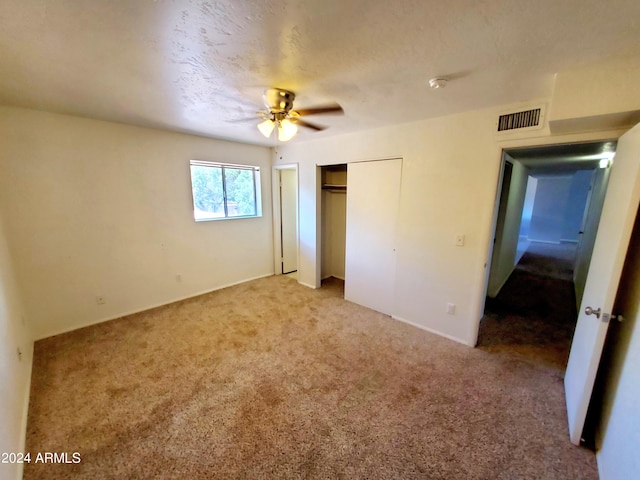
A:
[24,266,597,479]
[478,242,578,371]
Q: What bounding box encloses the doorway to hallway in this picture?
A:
[478,140,617,372]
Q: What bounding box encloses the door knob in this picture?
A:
[585,306,601,319]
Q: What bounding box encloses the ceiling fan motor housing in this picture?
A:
[263,88,296,114]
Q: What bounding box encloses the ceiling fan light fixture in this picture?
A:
[278,118,298,142]
[257,119,276,138]
[255,88,340,141]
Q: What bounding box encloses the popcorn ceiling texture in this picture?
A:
[24,274,596,479]
[2,1,640,145]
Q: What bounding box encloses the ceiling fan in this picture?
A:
[251,88,343,142]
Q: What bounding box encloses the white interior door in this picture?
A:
[280,169,298,274]
[345,159,402,315]
[565,123,640,445]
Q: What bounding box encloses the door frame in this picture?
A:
[272,163,299,276]
[474,128,626,344]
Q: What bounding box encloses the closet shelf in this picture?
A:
[322,184,347,192]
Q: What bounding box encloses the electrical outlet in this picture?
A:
[455,234,465,247]
[17,348,22,361]
[176,274,182,283]
[96,296,106,305]
[446,303,456,315]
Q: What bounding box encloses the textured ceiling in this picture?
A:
[1,0,640,146]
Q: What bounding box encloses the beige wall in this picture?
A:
[0,212,32,480]
[550,56,640,134]
[0,106,274,339]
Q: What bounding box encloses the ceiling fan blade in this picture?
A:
[292,118,326,131]
[294,103,344,116]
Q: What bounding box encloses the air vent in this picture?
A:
[496,105,546,134]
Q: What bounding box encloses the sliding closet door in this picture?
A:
[345,159,402,315]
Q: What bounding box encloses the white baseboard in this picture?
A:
[391,315,473,347]
[36,273,275,340]
[528,239,561,244]
[298,281,317,289]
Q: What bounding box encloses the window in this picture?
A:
[189,160,262,221]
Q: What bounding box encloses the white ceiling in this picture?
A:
[1,0,640,146]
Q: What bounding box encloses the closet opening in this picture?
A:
[320,164,347,292]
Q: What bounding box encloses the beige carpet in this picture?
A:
[515,242,577,282]
[24,276,597,479]
[478,241,579,371]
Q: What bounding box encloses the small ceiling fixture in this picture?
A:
[428,77,448,89]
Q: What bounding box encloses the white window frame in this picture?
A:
[189,160,262,222]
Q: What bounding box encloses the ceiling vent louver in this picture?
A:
[496,105,546,134]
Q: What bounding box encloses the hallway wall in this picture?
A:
[561,170,594,242]
[528,175,573,243]
[487,159,530,298]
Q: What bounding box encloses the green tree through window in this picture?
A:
[190,161,261,221]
